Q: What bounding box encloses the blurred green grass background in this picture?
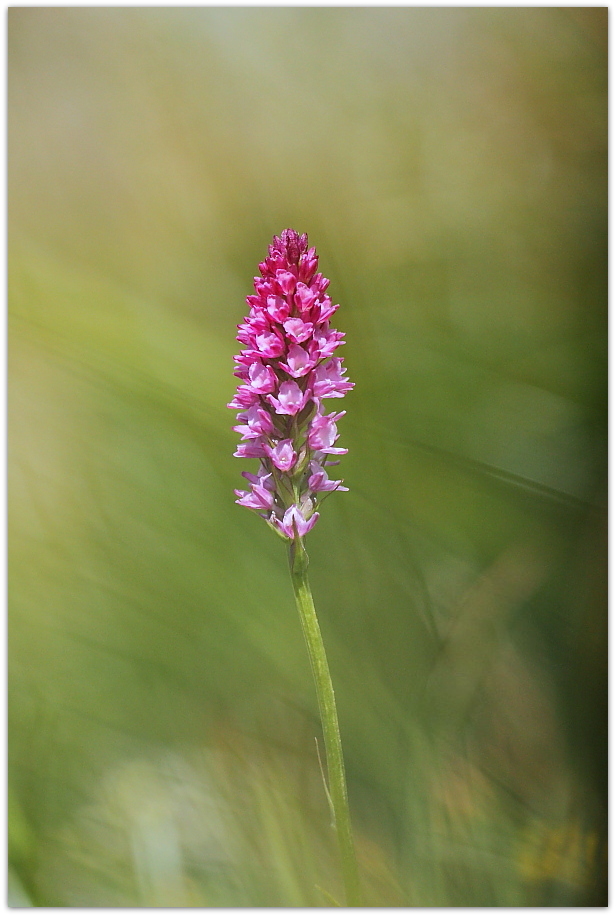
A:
[9,8,606,907]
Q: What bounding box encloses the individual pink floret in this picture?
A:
[234,483,275,510]
[233,441,267,459]
[264,439,297,472]
[268,380,310,416]
[308,411,346,452]
[308,462,349,493]
[279,345,315,379]
[276,505,320,539]
[248,362,277,394]
[312,358,354,399]
[283,318,314,344]
[255,330,285,358]
[266,295,291,322]
[242,468,274,490]
[233,404,275,440]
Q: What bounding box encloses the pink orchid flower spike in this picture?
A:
[228,229,353,540]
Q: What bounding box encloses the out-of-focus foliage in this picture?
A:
[9,8,606,907]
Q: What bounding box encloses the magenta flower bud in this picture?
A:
[229,229,353,539]
[310,274,330,295]
[278,229,306,264]
[298,250,318,282]
[253,278,270,296]
[294,282,318,313]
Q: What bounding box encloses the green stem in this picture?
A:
[288,538,362,907]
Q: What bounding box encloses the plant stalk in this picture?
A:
[288,538,362,907]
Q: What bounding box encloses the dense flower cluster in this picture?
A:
[229,229,353,539]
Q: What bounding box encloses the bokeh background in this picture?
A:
[9,7,607,907]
